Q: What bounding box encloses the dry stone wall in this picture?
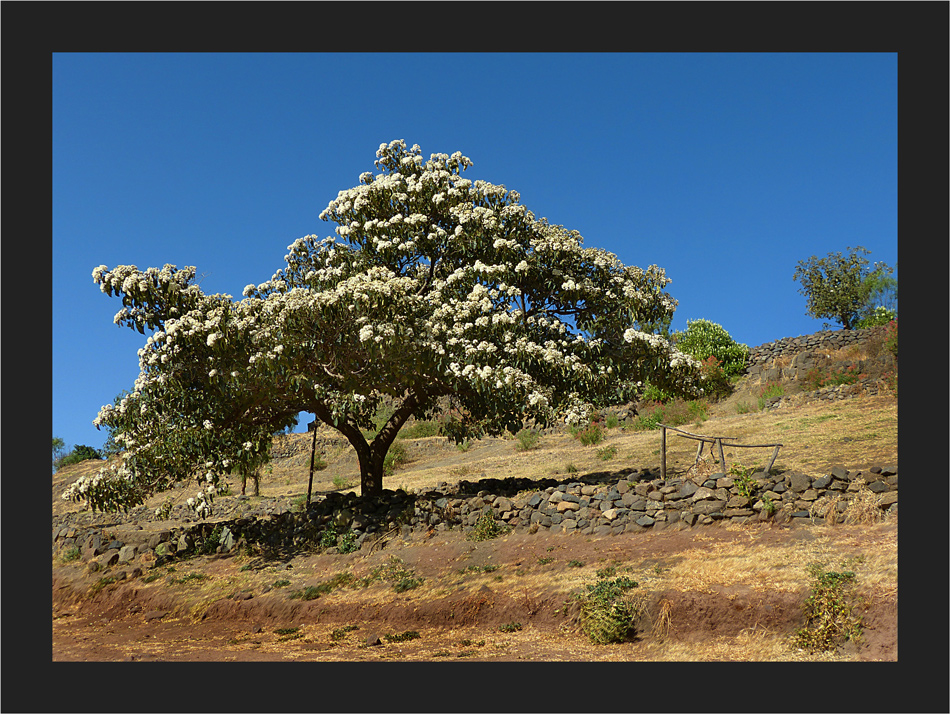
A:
[54,464,897,574]
[745,326,891,381]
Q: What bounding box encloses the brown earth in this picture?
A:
[53,369,898,664]
[52,522,897,663]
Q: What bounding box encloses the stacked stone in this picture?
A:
[745,326,888,375]
[53,465,898,575]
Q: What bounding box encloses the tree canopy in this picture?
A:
[793,246,894,330]
[65,140,706,515]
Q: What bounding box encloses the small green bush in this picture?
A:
[385,630,421,642]
[515,428,541,451]
[795,564,864,651]
[392,576,425,593]
[330,624,359,641]
[672,319,749,378]
[855,306,896,328]
[573,575,640,644]
[383,442,409,475]
[576,423,604,446]
[468,513,509,542]
[55,444,103,469]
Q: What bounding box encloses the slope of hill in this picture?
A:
[52,330,898,664]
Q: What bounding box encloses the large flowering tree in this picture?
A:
[65,140,705,515]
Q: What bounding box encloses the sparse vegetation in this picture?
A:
[575,422,604,446]
[515,428,541,452]
[795,564,865,652]
[385,630,421,643]
[384,441,410,476]
[597,445,618,461]
[468,513,509,542]
[330,624,359,641]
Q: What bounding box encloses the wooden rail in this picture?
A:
[658,423,783,479]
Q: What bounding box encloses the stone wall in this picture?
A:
[745,326,891,382]
[53,464,898,572]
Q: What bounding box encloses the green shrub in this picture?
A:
[385,630,420,643]
[383,441,409,475]
[641,381,675,404]
[330,624,359,641]
[697,356,735,400]
[320,525,359,552]
[575,423,604,446]
[515,428,541,451]
[573,575,640,644]
[392,576,424,593]
[795,564,864,651]
[672,319,749,378]
[759,381,784,400]
[468,513,509,542]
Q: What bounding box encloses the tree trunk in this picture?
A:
[310,393,420,498]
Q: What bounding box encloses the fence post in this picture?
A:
[661,425,667,480]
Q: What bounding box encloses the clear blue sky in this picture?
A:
[52,52,897,452]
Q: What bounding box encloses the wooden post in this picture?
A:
[661,425,667,480]
[306,419,318,508]
[765,444,781,475]
[717,438,725,471]
[695,440,704,464]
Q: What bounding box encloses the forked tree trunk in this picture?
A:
[311,394,420,498]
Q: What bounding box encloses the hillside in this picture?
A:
[52,334,898,663]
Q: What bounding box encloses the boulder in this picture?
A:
[787,473,812,493]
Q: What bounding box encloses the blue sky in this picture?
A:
[52,52,897,452]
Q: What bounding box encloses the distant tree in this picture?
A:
[793,246,894,330]
[55,444,103,469]
[64,139,706,516]
[52,437,66,472]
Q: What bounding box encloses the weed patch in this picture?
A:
[571,574,640,644]
[795,564,865,652]
[385,630,421,643]
[468,513,509,542]
[515,428,541,452]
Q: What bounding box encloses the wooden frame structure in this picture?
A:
[658,423,783,479]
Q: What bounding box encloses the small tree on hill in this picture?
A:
[64,139,707,516]
[793,246,895,330]
[671,319,749,379]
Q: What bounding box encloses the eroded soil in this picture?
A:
[52,521,897,663]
